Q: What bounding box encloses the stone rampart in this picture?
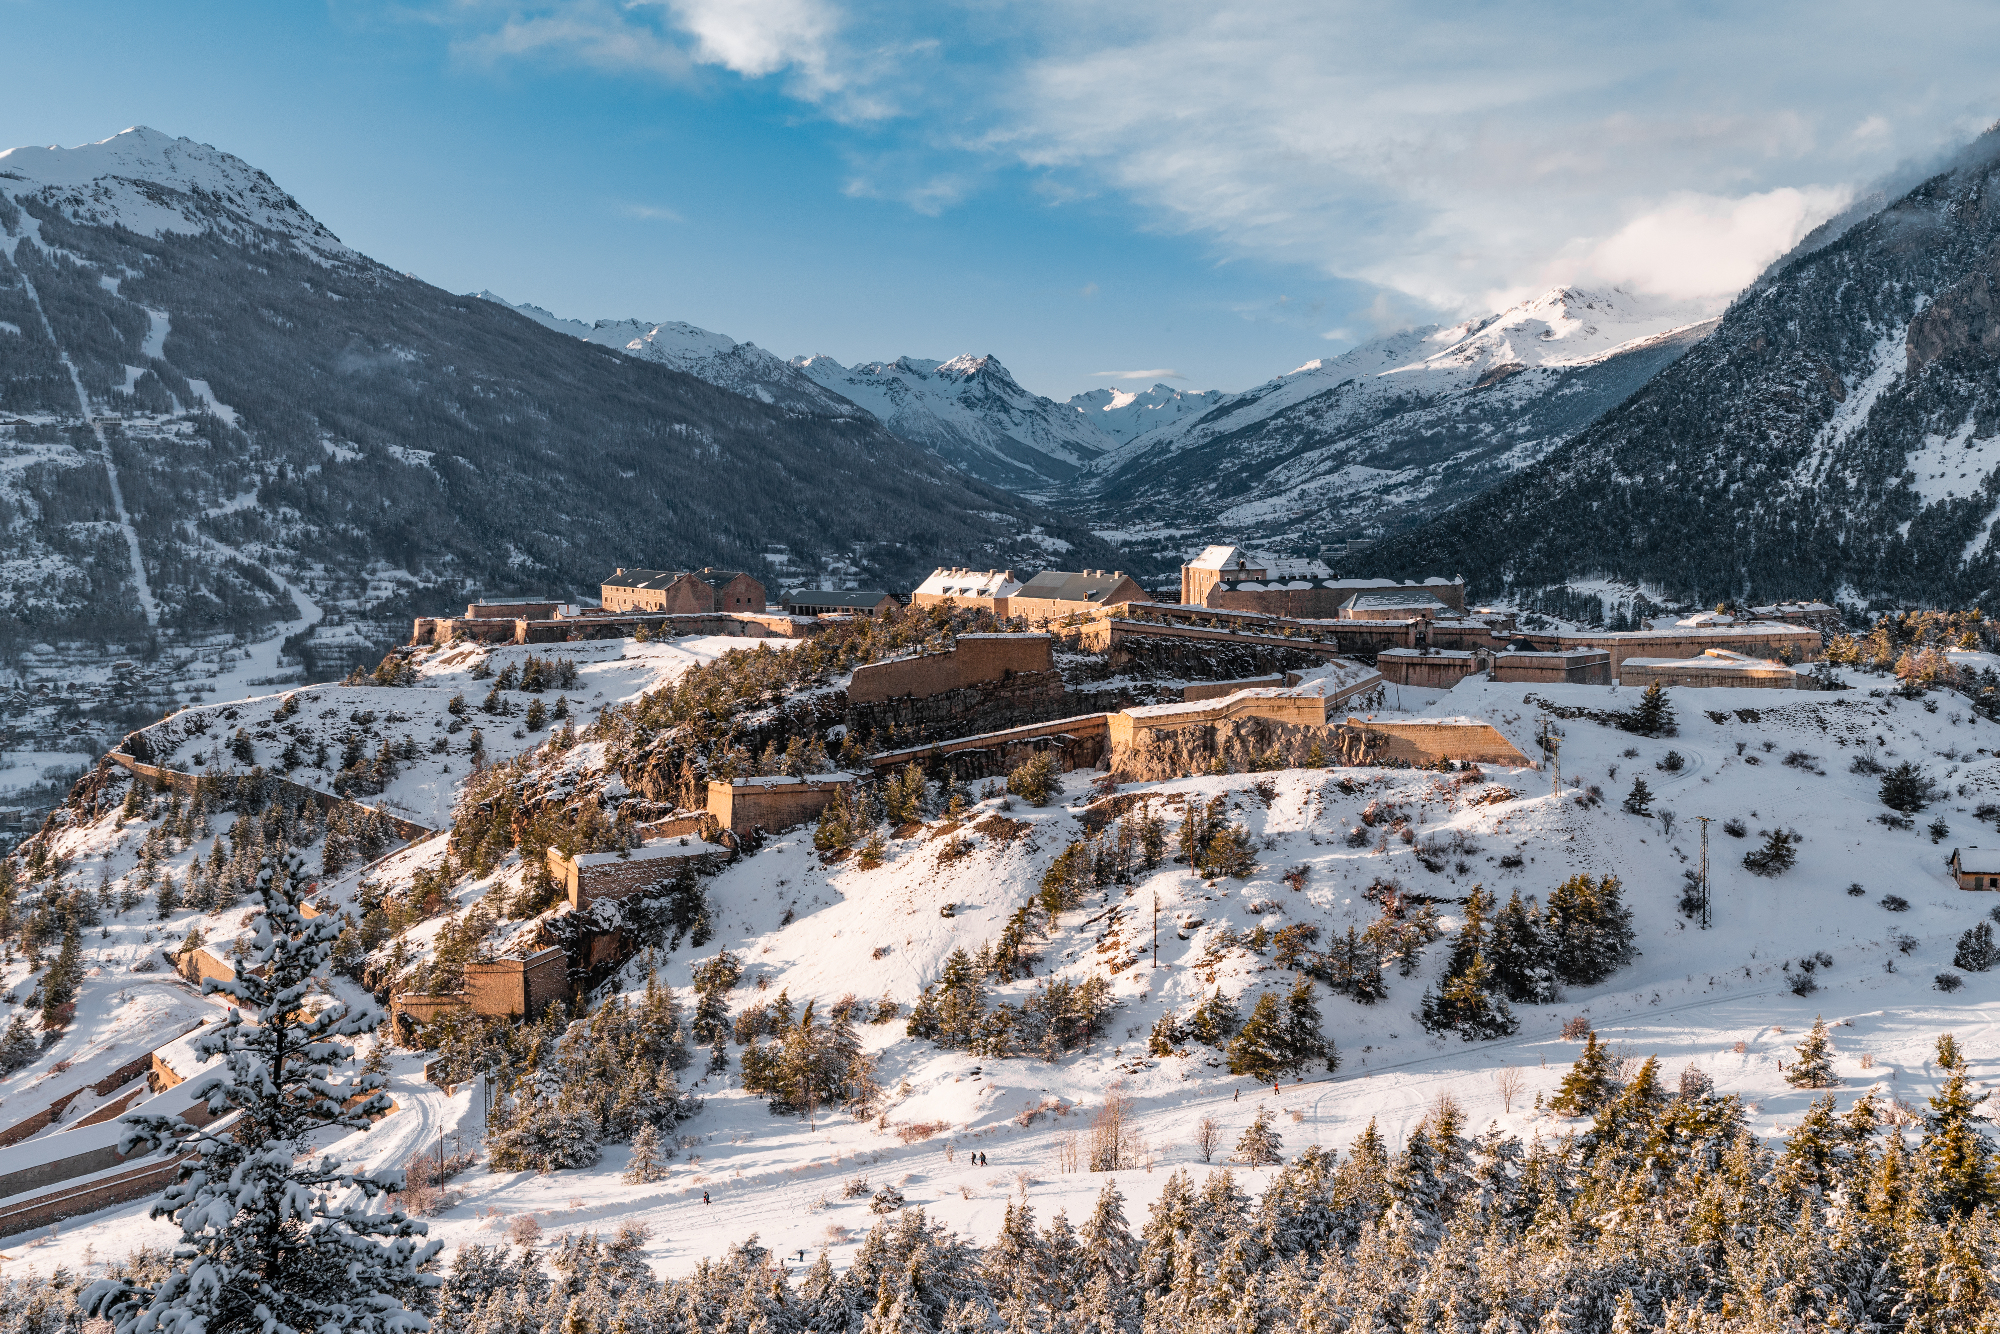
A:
[1494,650,1612,685]
[871,715,1113,778]
[847,634,1054,704]
[415,610,812,647]
[105,750,434,843]
[1377,649,1487,690]
[1510,623,1823,677]
[1335,718,1533,767]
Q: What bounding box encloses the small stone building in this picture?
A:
[547,839,732,909]
[1950,847,2000,891]
[463,947,570,1018]
[707,774,858,835]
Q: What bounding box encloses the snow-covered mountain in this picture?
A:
[1087,286,1719,547]
[1372,126,2000,606]
[791,352,1116,491]
[0,126,1098,679]
[1066,383,1226,444]
[478,295,861,417]
[0,125,348,260]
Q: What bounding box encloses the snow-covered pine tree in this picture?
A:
[1623,681,1677,737]
[1282,977,1335,1073]
[1920,1032,1997,1217]
[1786,1015,1840,1089]
[1225,993,1290,1080]
[0,1011,36,1073]
[1622,777,1654,815]
[85,850,440,1334]
[1488,889,1557,1003]
[623,1123,664,1183]
[1233,1106,1284,1166]
[1549,1030,1620,1116]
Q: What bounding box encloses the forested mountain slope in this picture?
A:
[1365,128,2000,606]
[0,129,1102,673]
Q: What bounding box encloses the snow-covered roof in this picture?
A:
[569,839,730,869]
[1379,647,1479,660]
[1343,591,1448,612]
[720,773,859,788]
[1953,848,2000,875]
[1621,652,1793,672]
[913,568,1023,599]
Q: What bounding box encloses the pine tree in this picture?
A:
[1233,1106,1284,1166]
[1880,761,1934,813]
[1623,681,1677,737]
[1743,828,1799,877]
[1488,889,1557,1003]
[0,1011,36,1073]
[1920,1032,1997,1217]
[1225,993,1289,1080]
[1786,1015,1839,1089]
[1953,920,1998,972]
[1549,1031,1619,1116]
[1622,777,1654,815]
[85,851,439,1334]
[624,1123,665,1183]
[1282,977,1335,1073]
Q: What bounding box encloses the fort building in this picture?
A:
[601,567,768,615]
[1008,570,1151,624]
[1180,545,1466,619]
[909,568,1023,616]
[783,589,900,617]
[547,839,732,909]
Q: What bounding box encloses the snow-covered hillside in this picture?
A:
[478,295,860,417]
[791,353,1114,491]
[0,126,348,260]
[11,657,2000,1293]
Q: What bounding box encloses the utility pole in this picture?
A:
[1694,816,1713,929]
[1152,893,1160,968]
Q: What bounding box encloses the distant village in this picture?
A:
[412,543,1840,694]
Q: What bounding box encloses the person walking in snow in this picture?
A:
[703,1190,710,1206]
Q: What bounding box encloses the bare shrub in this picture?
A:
[1194,1116,1221,1163]
[1679,1064,1713,1097]
[896,1120,949,1144]
[1090,1087,1144,1171]
[1561,1015,1592,1041]
[507,1214,542,1247]
[842,1175,870,1198]
[1493,1066,1524,1113]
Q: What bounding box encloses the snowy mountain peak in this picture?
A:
[0,126,348,258]
[1067,383,1227,444]
[794,349,1113,490]
[479,293,860,416]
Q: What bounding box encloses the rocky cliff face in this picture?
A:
[1363,129,2000,607]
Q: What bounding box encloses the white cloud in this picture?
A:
[447,0,2000,314]
[619,203,686,222]
[1093,368,1182,379]
[1554,186,1855,301]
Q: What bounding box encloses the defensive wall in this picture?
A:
[871,716,1114,778]
[0,1023,202,1149]
[1334,718,1534,767]
[390,945,572,1038]
[1513,622,1823,677]
[846,634,1053,704]
[1376,647,1611,689]
[412,609,814,647]
[106,749,434,844]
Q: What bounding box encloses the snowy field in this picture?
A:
[7,667,2000,1286]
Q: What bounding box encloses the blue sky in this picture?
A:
[5,1,1998,398]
